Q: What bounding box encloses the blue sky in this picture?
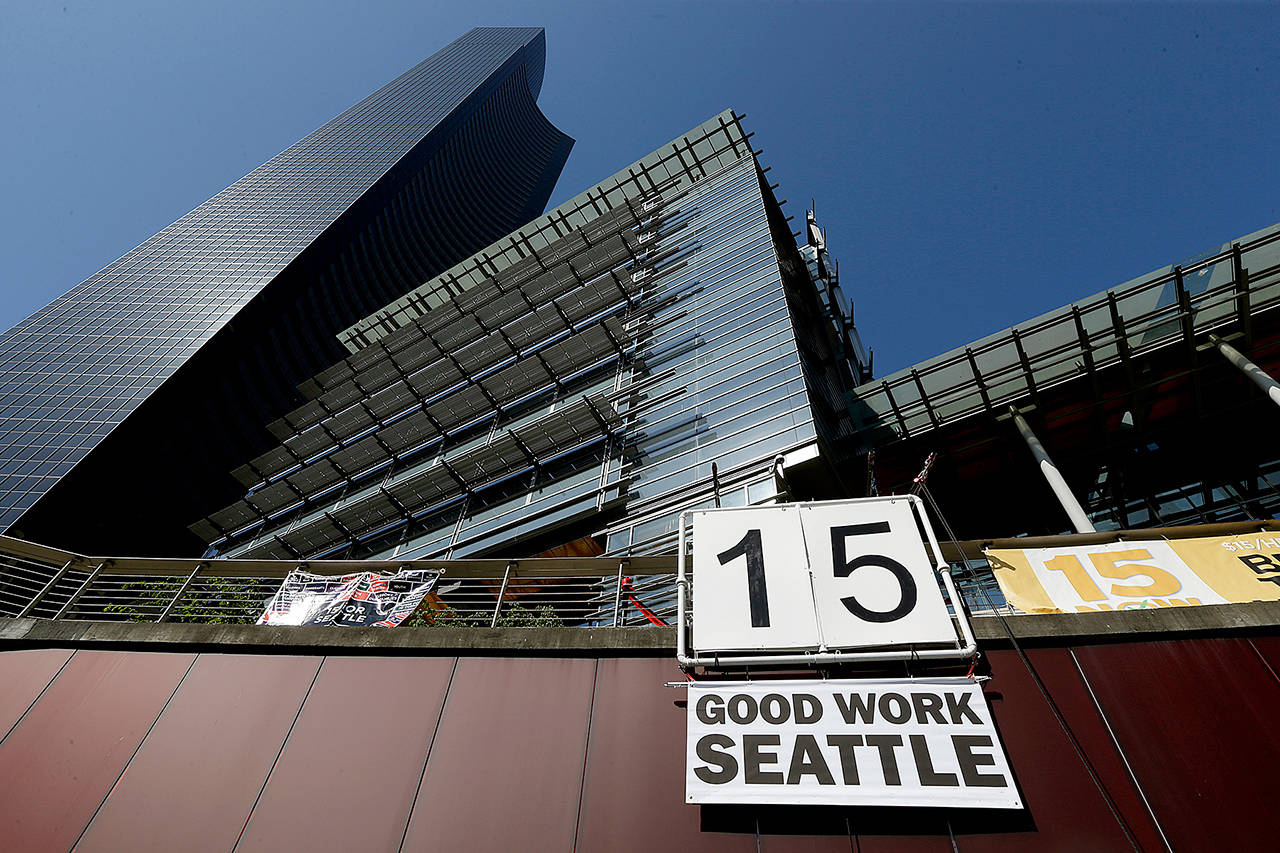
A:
[1,0,1277,375]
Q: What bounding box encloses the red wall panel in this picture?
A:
[1073,637,1280,852]
[1018,648,1166,853]
[400,656,596,853]
[0,647,72,741]
[953,649,1144,852]
[848,812,970,853]
[759,831,856,853]
[850,836,952,853]
[576,658,754,853]
[0,650,194,853]
[74,653,321,853]
[1244,636,1280,683]
[758,818,856,853]
[236,655,455,852]
[3,628,1279,853]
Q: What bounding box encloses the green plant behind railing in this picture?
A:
[403,601,563,628]
[103,577,276,624]
[99,581,566,628]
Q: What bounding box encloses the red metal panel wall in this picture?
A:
[0,647,72,739]
[953,649,1146,852]
[73,653,321,853]
[1244,635,1280,679]
[756,806,858,852]
[4,629,1280,852]
[0,650,194,853]
[236,656,456,852]
[1073,637,1280,851]
[845,816,954,853]
[1015,648,1166,853]
[759,829,858,853]
[576,657,753,853]
[400,656,596,853]
[952,648,1162,845]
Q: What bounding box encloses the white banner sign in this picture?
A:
[690,498,955,653]
[686,678,1021,809]
[258,568,439,627]
[984,537,1280,614]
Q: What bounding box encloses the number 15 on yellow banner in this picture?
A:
[992,540,1228,613]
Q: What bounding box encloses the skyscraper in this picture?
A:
[193,111,870,563]
[0,27,572,555]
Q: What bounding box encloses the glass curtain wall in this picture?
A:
[196,112,856,565]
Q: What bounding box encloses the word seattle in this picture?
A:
[686,680,1021,809]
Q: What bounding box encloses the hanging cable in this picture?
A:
[918,482,1148,853]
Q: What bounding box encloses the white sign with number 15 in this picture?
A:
[690,498,956,654]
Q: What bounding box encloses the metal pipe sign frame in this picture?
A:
[676,495,977,668]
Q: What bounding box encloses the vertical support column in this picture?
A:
[1211,334,1280,408]
[1008,406,1096,534]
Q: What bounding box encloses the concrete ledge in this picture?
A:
[0,618,676,656]
[2,600,1279,655]
[970,600,1280,645]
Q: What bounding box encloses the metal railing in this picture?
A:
[0,532,1020,628]
[9,521,1271,628]
[0,535,680,627]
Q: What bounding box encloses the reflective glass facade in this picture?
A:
[0,28,572,554]
[600,157,819,554]
[197,112,866,562]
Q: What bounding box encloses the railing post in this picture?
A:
[157,563,206,623]
[54,561,110,620]
[17,558,78,618]
[490,561,515,628]
[612,559,629,627]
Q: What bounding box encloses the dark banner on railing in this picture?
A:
[986,533,1280,614]
[258,569,440,626]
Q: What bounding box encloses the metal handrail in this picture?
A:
[0,533,679,626]
[8,518,1272,626]
[0,534,676,579]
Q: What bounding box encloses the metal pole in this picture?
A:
[490,561,515,628]
[611,560,627,627]
[17,559,77,618]
[1009,406,1096,534]
[157,563,205,622]
[676,513,691,667]
[1211,334,1280,408]
[54,561,109,620]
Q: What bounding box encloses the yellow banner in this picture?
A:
[985,533,1280,614]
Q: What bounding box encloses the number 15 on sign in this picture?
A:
[688,499,957,654]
